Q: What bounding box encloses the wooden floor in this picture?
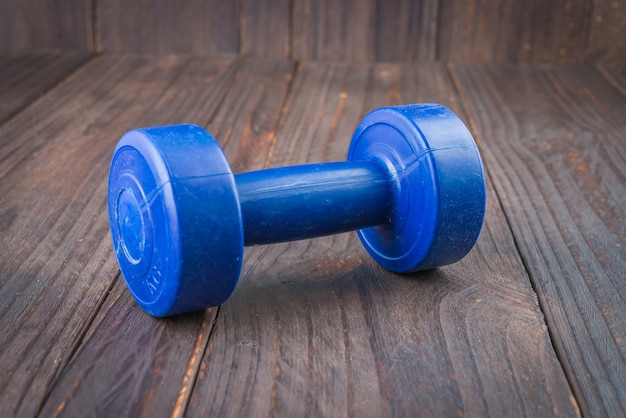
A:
[0,52,624,418]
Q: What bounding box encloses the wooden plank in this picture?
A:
[97,0,238,54]
[585,0,626,66]
[292,0,438,62]
[438,0,593,63]
[41,282,218,418]
[185,62,578,417]
[451,63,626,417]
[240,0,291,59]
[0,0,93,51]
[599,67,626,96]
[373,0,438,61]
[292,0,375,62]
[38,57,296,417]
[0,54,237,417]
[0,52,90,124]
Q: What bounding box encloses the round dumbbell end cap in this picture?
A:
[348,104,486,272]
[108,124,243,316]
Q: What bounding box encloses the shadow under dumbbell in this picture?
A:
[227,245,450,317]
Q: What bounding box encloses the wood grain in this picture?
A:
[292,0,438,62]
[37,57,296,417]
[585,0,626,66]
[599,67,626,97]
[438,0,593,63]
[240,0,291,59]
[97,0,239,54]
[451,63,626,417]
[185,62,578,417]
[1,0,625,66]
[0,0,93,51]
[0,54,236,417]
[97,0,290,58]
[0,52,90,124]
[41,284,218,418]
[373,0,438,61]
[292,0,375,62]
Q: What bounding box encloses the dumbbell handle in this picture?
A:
[236,161,392,245]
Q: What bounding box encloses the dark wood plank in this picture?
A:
[0,0,93,51]
[451,63,626,417]
[41,282,218,418]
[0,52,90,124]
[0,54,238,417]
[97,0,238,54]
[207,60,296,173]
[292,0,375,62]
[373,0,438,61]
[185,62,578,417]
[38,57,296,417]
[292,0,438,62]
[584,0,626,66]
[240,0,291,60]
[438,0,593,63]
[599,67,626,97]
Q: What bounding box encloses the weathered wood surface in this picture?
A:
[0,52,90,124]
[585,0,626,66]
[4,0,625,66]
[96,0,239,54]
[102,0,618,65]
[439,0,593,63]
[600,67,626,96]
[184,62,576,417]
[38,56,296,417]
[451,63,626,417]
[1,56,623,417]
[0,54,235,417]
[0,0,93,51]
[291,0,438,62]
[96,0,291,58]
[240,0,291,60]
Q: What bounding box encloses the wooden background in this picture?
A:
[0,0,624,65]
[0,1,624,418]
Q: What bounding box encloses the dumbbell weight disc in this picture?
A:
[347,104,486,272]
[108,125,244,316]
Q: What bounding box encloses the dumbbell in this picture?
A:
[108,104,486,317]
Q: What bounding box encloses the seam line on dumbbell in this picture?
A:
[140,172,234,207]
[395,143,480,171]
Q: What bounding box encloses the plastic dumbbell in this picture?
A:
[108,104,486,317]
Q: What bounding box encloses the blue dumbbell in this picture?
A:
[108,104,486,317]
